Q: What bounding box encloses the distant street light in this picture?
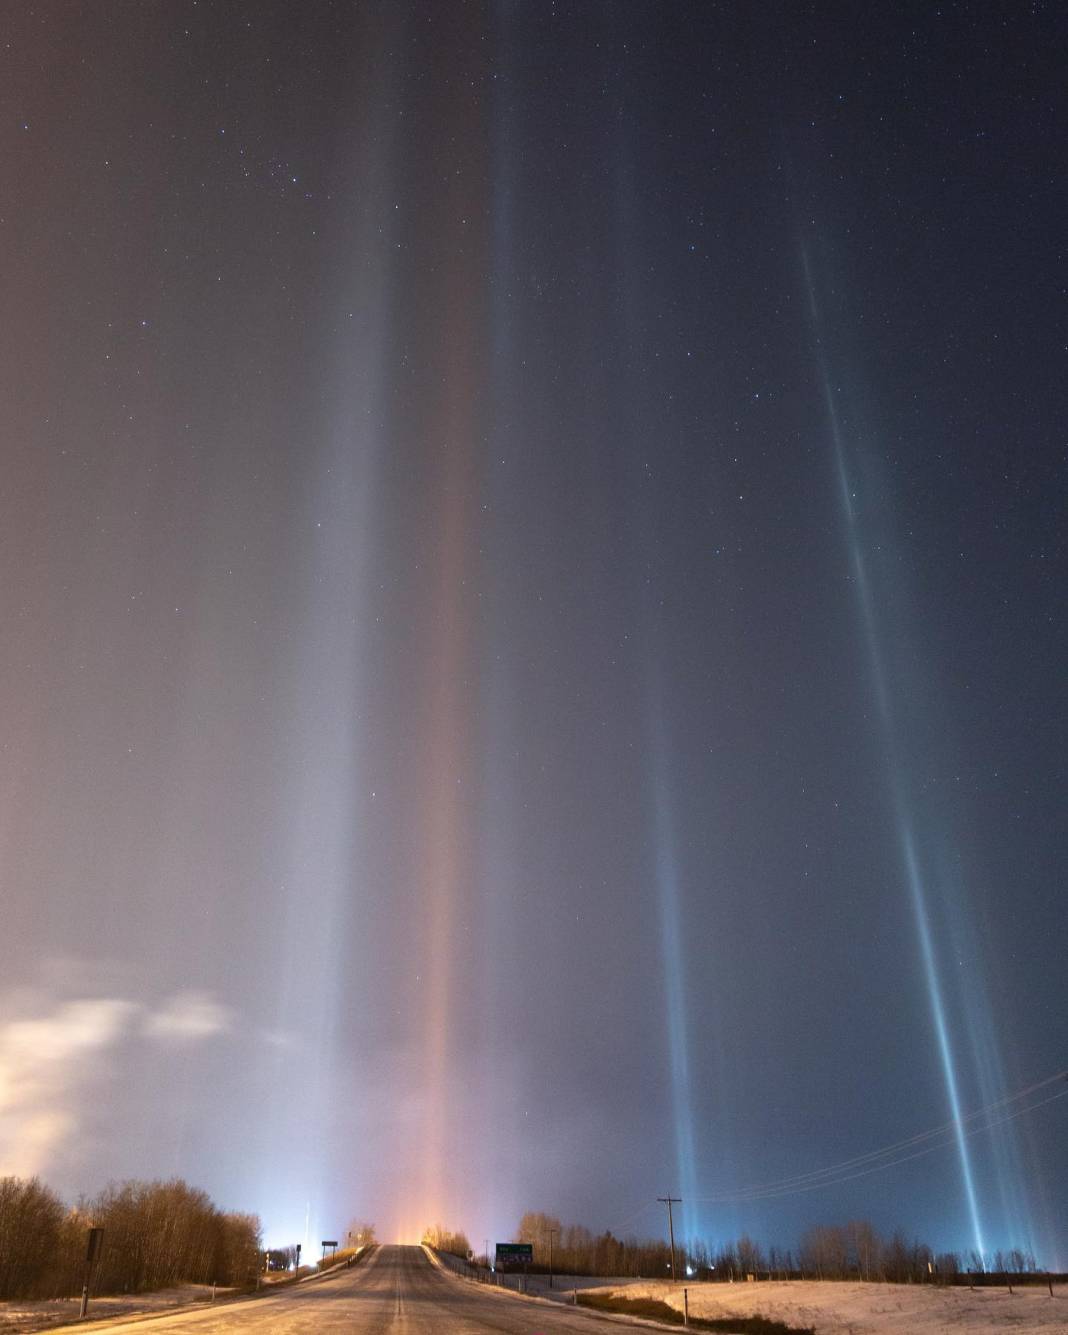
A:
[548,1228,559,1289]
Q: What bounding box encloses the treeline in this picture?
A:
[511,1212,671,1277]
[0,1176,262,1301]
[422,1223,472,1259]
[509,1211,1039,1282]
[791,1222,1037,1282]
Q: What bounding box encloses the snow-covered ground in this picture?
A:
[0,1284,234,1332]
[0,1253,367,1332]
[586,1277,1068,1333]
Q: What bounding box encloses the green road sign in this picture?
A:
[495,1243,533,1264]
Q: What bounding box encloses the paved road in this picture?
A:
[62,1245,637,1333]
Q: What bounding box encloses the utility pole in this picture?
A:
[657,1197,681,1283]
[548,1227,558,1289]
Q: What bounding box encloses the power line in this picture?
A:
[699,1086,1068,1204]
[690,1067,1068,1205]
[613,1199,658,1234]
[609,1068,1067,1235]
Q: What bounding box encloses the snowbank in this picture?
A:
[588,1277,1068,1333]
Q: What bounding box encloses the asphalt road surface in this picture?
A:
[63,1245,638,1333]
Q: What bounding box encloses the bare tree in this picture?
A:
[0,1177,65,1299]
[737,1234,766,1276]
[345,1219,377,1248]
[846,1220,881,1280]
[422,1224,470,1258]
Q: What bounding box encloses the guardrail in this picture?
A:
[427,1248,629,1304]
[428,1247,536,1295]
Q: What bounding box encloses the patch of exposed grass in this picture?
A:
[576,1290,815,1334]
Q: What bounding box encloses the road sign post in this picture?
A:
[79,1227,104,1319]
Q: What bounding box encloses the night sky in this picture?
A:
[2,2,1065,1266]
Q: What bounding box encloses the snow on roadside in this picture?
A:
[586,1278,1068,1334]
[0,1284,235,1333]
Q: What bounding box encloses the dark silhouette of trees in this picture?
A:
[80,1180,261,1292]
[0,1177,66,1299]
[509,1209,1040,1285]
[0,1175,261,1300]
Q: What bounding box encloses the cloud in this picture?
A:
[2,998,135,1064]
[0,986,234,1179]
[142,990,232,1041]
[0,997,137,1176]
